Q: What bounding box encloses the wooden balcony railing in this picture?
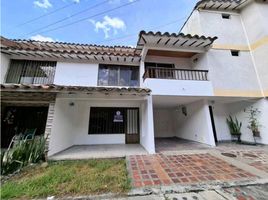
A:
[143,67,209,81]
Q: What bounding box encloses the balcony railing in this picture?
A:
[143,67,209,81]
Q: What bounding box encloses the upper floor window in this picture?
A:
[5,60,56,84]
[98,64,139,87]
[231,50,240,56]
[222,13,230,19]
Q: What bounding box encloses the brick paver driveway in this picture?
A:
[127,153,256,188]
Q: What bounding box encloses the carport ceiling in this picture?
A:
[153,96,203,108]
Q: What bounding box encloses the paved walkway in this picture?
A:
[127,142,268,191]
[49,144,148,160]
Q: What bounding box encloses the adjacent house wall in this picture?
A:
[213,98,268,144]
[54,62,99,86]
[241,2,268,94]
[208,50,261,93]
[173,100,215,146]
[0,53,10,83]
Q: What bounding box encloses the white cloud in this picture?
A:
[34,0,52,9]
[90,16,126,39]
[30,34,55,42]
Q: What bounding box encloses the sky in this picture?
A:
[1,0,197,46]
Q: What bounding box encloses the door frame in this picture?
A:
[125,108,140,144]
[209,105,218,144]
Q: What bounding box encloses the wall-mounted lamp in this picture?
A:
[181,105,187,116]
[177,105,187,116]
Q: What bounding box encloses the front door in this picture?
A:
[125,108,139,144]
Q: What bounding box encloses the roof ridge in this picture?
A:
[10,38,136,50]
[139,30,218,41]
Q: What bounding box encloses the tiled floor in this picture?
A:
[155,138,212,153]
[127,153,256,188]
[49,144,148,160]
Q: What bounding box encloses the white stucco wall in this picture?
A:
[241,2,268,44]
[144,79,213,96]
[0,53,10,83]
[54,62,99,86]
[181,10,202,35]
[207,50,260,91]
[48,96,155,156]
[241,2,268,93]
[173,100,216,146]
[199,10,248,45]
[213,98,268,144]
[153,108,175,138]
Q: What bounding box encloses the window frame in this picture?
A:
[97,64,139,87]
[231,50,240,57]
[222,13,231,19]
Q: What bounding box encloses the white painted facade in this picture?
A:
[54,62,99,86]
[48,95,155,156]
[1,0,268,157]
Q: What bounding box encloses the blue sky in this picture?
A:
[1,0,197,46]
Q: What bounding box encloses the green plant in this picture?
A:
[226,115,242,135]
[1,136,47,175]
[246,107,261,135]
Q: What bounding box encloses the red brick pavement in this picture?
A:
[127,153,256,188]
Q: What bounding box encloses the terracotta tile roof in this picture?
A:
[139,31,218,42]
[0,36,139,57]
[137,31,217,50]
[195,0,249,10]
[0,83,151,94]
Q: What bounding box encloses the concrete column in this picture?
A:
[140,95,155,154]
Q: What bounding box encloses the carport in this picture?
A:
[153,96,216,152]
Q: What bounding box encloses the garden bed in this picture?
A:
[0,159,130,199]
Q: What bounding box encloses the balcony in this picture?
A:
[143,67,209,81]
[142,67,213,96]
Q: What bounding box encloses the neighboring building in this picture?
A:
[1,0,267,157]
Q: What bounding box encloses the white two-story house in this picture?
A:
[1,0,267,157]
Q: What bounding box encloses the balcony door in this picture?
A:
[145,62,175,79]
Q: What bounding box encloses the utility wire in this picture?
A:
[22,0,140,37]
[22,0,113,37]
[15,2,77,28]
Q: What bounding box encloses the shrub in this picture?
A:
[226,115,242,135]
[1,136,46,175]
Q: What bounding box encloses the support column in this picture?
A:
[44,102,55,152]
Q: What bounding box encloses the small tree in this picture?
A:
[246,107,261,143]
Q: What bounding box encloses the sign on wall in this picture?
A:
[113,111,123,122]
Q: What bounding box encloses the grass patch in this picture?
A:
[1,159,130,199]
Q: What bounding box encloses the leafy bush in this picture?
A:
[1,136,46,175]
[226,115,242,135]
